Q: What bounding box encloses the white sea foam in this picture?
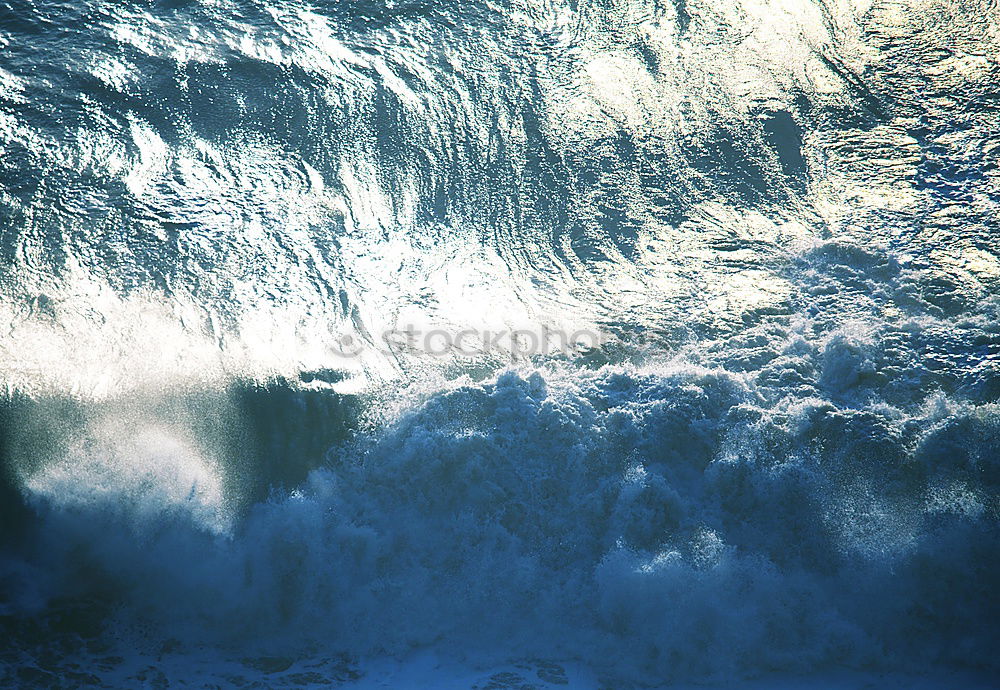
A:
[1,0,997,685]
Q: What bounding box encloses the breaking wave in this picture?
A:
[1,0,998,685]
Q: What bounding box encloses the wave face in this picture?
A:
[1,0,999,686]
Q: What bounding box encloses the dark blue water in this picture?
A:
[1,0,998,686]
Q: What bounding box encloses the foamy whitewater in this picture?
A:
[1,0,998,687]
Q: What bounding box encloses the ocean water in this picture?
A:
[1,0,999,687]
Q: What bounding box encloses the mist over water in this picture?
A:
[1,0,998,686]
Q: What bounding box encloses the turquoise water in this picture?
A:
[1,0,998,686]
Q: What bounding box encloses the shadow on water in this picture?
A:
[0,377,362,542]
[0,375,361,651]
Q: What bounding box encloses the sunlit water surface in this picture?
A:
[1,0,998,686]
